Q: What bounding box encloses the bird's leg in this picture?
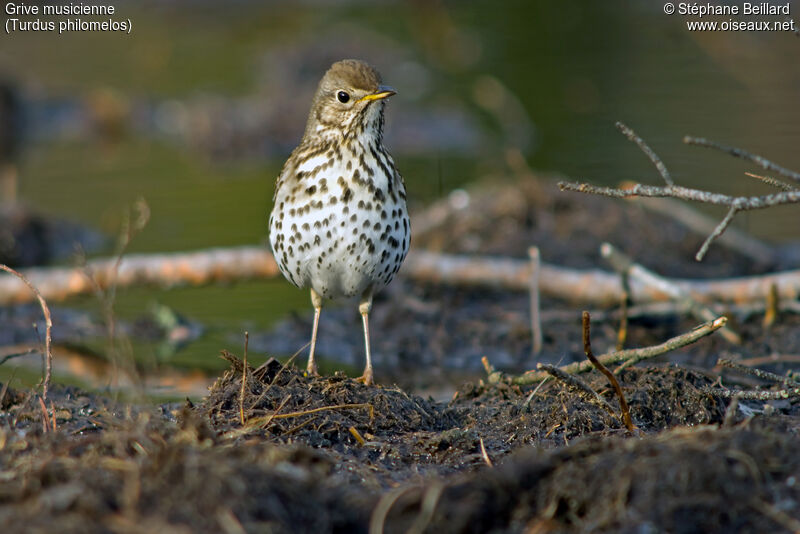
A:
[307,288,323,376]
[357,290,374,386]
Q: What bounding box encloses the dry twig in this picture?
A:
[702,387,800,400]
[513,316,727,384]
[744,172,798,192]
[529,246,543,356]
[684,136,800,183]
[616,121,673,185]
[717,358,800,388]
[628,195,775,263]
[583,311,635,432]
[616,290,629,351]
[537,362,617,417]
[348,426,366,446]
[601,242,741,344]
[558,124,800,261]
[0,264,52,399]
[479,438,493,467]
[763,283,779,329]
[239,332,249,425]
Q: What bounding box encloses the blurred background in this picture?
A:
[1,0,798,394]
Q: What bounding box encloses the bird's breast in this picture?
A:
[269,144,409,300]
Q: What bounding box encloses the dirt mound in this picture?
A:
[384,420,800,534]
[203,352,452,446]
[2,354,800,533]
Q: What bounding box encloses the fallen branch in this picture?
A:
[0,264,52,399]
[2,247,800,306]
[512,316,727,385]
[0,246,280,305]
[601,242,741,344]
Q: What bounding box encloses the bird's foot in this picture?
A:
[306,363,320,378]
[355,368,374,386]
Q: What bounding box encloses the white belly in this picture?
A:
[269,153,409,300]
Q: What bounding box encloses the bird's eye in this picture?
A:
[336,91,350,103]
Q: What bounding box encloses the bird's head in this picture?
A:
[304,59,395,141]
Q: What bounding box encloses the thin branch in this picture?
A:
[0,264,52,399]
[0,348,37,366]
[479,438,493,467]
[512,316,727,385]
[239,331,249,425]
[722,392,743,427]
[744,172,798,192]
[628,196,774,263]
[717,357,800,388]
[616,122,673,185]
[537,362,617,418]
[616,290,629,351]
[558,180,800,210]
[702,387,800,400]
[601,242,741,344]
[684,136,800,183]
[763,283,779,329]
[582,311,635,432]
[528,246,543,356]
[695,206,737,261]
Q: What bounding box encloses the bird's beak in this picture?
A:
[357,85,396,103]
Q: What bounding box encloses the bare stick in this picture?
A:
[695,206,737,261]
[744,172,798,192]
[583,311,634,432]
[722,392,743,427]
[601,242,741,344]
[514,316,727,384]
[684,136,800,183]
[616,122,673,185]
[248,402,374,430]
[348,426,366,446]
[479,438,493,467]
[702,387,800,400]
[763,283,779,329]
[628,196,774,263]
[717,358,800,388]
[528,246,543,356]
[558,180,800,210]
[239,331,249,425]
[537,362,617,417]
[616,290,629,351]
[558,178,800,260]
[0,264,52,399]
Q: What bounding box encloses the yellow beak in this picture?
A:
[357,85,396,103]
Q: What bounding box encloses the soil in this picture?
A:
[2,176,800,533]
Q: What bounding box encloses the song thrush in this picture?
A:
[268,59,409,386]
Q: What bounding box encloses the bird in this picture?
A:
[268,59,410,386]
